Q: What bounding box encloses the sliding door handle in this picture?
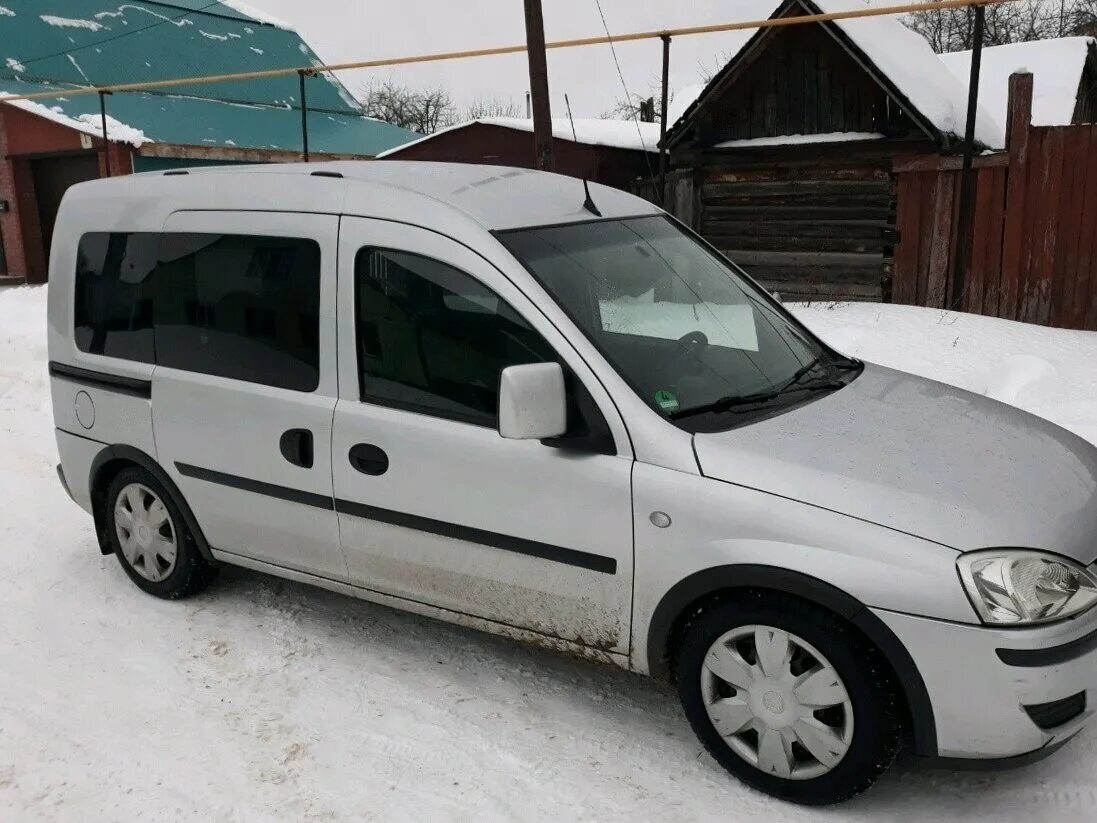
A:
[280,428,314,468]
[349,443,389,476]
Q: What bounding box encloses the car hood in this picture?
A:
[693,363,1097,561]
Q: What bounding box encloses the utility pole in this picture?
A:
[950,1,986,309]
[523,0,554,171]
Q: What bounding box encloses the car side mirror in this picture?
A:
[498,362,567,440]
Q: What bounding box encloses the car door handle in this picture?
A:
[279,428,314,469]
[349,443,389,476]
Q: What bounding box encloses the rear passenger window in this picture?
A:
[74,233,157,363]
[71,231,321,392]
[153,234,321,392]
[355,248,555,426]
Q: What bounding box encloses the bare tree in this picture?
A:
[463,97,524,119]
[602,82,674,122]
[359,80,456,134]
[904,0,1081,52]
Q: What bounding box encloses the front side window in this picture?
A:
[153,234,321,392]
[74,232,158,363]
[355,248,555,426]
[497,216,859,432]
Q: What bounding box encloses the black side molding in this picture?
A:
[997,624,1097,667]
[175,463,334,510]
[335,498,616,574]
[49,361,152,399]
[174,461,616,574]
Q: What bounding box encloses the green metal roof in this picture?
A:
[0,1,418,155]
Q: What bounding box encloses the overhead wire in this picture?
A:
[591,0,658,183]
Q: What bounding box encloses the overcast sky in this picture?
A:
[249,0,779,118]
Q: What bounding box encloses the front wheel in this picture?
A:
[675,592,903,805]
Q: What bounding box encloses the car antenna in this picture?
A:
[564,93,602,217]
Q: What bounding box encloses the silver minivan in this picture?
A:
[48,162,1097,805]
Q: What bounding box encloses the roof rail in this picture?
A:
[163,170,189,176]
[311,170,344,178]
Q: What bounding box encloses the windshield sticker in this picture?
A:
[654,390,680,413]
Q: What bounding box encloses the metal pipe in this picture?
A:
[298,69,310,162]
[1,0,1015,104]
[99,90,111,177]
[950,2,986,309]
[659,34,671,200]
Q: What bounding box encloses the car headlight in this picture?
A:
[957,550,1097,626]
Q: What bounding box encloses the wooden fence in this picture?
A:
[892,74,1097,331]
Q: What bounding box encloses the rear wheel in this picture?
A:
[675,592,902,805]
[106,467,217,599]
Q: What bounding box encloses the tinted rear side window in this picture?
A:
[74,232,157,363]
[153,234,321,392]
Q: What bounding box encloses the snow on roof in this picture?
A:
[714,131,884,148]
[668,0,1003,148]
[0,93,150,146]
[940,37,1094,140]
[216,0,294,31]
[377,116,661,158]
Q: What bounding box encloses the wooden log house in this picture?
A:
[661,0,1000,303]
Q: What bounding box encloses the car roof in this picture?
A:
[157,160,662,232]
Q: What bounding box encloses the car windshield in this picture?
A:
[497,215,859,432]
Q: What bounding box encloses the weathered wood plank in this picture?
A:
[718,249,884,268]
[891,171,922,305]
[1022,128,1064,325]
[707,235,888,253]
[702,221,888,239]
[702,181,893,198]
[966,167,995,314]
[981,167,1007,317]
[1076,128,1097,330]
[925,171,956,309]
[998,73,1034,320]
[703,206,894,221]
[1049,127,1086,328]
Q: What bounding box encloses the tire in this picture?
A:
[675,591,903,805]
[104,466,218,599]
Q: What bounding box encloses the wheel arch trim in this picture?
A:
[89,444,217,564]
[645,564,938,756]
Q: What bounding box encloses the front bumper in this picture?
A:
[874,607,1097,760]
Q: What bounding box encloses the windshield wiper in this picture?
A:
[669,357,847,420]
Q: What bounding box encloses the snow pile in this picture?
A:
[716,131,884,148]
[5,56,25,73]
[2,285,1097,819]
[0,94,152,146]
[790,301,1097,445]
[941,37,1094,137]
[379,117,661,157]
[0,5,15,17]
[39,14,103,31]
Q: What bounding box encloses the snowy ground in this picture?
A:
[4,284,1097,821]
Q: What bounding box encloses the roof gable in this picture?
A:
[667,0,1001,149]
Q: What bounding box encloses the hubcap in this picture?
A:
[114,483,177,583]
[700,625,854,780]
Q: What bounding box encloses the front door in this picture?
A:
[152,210,346,580]
[332,217,635,652]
